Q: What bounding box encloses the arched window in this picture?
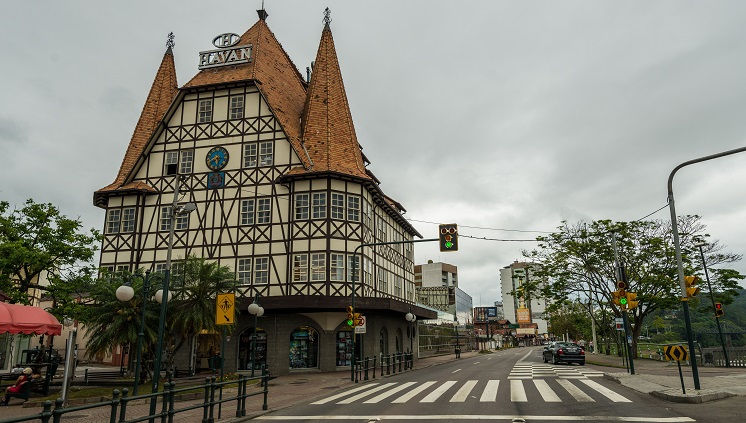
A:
[379,327,389,356]
[238,327,267,371]
[290,326,319,369]
[395,328,403,353]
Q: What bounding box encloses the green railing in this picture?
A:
[0,370,269,423]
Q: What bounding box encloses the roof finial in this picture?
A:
[323,7,332,26]
[166,32,175,51]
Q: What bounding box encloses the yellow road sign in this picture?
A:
[216,293,235,325]
[663,345,689,361]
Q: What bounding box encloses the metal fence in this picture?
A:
[701,346,746,367]
[0,371,269,423]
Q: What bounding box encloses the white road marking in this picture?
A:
[311,383,379,404]
[510,380,527,402]
[580,379,632,402]
[452,368,462,373]
[556,379,595,402]
[391,381,436,403]
[479,380,499,402]
[449,380,478,402]
[257,415,695,421]
[363,382,417,403]
[420,381,457,402]
[533,379,562,402]
[337,383,399,404]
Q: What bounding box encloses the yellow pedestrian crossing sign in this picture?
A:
[216,293,235,325]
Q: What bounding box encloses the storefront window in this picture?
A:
[238,328,267,371]
[289,326,318,369]
[336,330,353,366]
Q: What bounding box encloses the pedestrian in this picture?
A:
[0,367,32,405]
[589,340,594,353]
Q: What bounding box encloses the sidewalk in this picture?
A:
[585,350,746,403]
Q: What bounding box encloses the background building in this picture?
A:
[414,261,472,326]
[499,261,548,342]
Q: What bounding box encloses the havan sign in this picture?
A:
[198,33,252,70]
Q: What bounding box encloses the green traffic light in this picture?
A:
[620,298,628,305]
[347,319,353,326]
[445,241,453,248]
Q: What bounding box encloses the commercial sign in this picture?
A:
[474,307,498,323]
[198,33,253,70]
[516,307,531,323]
[615,317,624,331]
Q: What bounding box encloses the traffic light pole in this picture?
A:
[351,238,438,382]
[611,234,635,375]
[665,147,746,390]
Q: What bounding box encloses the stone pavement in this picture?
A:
[2,347,745,422]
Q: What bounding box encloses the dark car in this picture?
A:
[542,341,585,365]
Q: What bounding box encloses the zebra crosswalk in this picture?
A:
[508,362,605,379]
[310,377,631,405]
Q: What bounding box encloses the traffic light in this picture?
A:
[617,281,627,291]
[715,302,724,317]
[611,290,623,306]
[684,276,701,298]
[346,306,354,326]
[353,313,363,326]
[439,224,458,252]
[625,292,638,310]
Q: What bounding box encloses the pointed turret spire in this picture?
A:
[297,9,369,180]
[94,36,179,207]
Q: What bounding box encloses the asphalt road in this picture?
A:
[253,348,701,422]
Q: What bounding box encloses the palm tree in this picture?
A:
[83,270,160,378]
[166,255,237,369]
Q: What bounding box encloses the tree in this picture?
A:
[83,270,161,372]
[0,199,101,304]
[523,217,743,354]
[166,256,237,365]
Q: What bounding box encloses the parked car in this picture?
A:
[542,341,585,365]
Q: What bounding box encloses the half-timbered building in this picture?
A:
[93,9,435,375]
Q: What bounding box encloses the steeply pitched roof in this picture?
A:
[182,12,310,169]
[294,22,370,180]
[93,47,178,207]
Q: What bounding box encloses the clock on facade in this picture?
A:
[206,146,229,170]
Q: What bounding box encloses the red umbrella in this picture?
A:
[0,302,62,335]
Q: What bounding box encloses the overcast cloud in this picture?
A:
[2,1,746,306]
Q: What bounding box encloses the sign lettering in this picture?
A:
[198,32,252,70]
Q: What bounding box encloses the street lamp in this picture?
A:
[694,241,730,367]
[149,174,195,418]
[116,271,153,395]
[405,308,416,366]
[247,294,264,377]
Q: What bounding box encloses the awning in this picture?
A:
[0,302,62,336]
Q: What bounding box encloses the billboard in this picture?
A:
[516,307,531,323]
[474,307,498,323]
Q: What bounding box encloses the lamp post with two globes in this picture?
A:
[405,308,417,369]
[247,294,264,377]
[116,271,156,395]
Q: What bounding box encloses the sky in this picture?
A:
[2,1,746,306]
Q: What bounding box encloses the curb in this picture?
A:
[650,388,735,404]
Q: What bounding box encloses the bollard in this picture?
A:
[262,367,269,411]
[373,356,377,379]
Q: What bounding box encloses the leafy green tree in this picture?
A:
[523,217,743,354]
[166,256,237,361]
[0,199,100,304]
